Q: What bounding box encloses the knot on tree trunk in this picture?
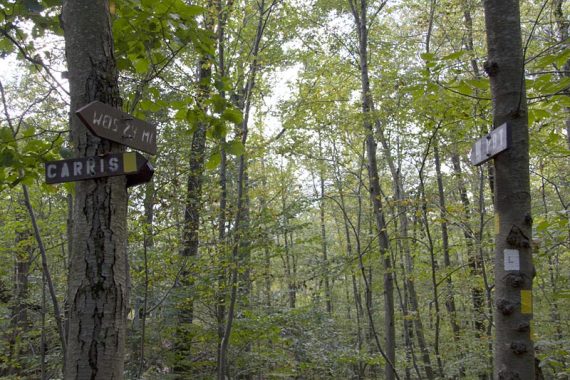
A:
[510,341,528,355]
[524,213,533,226]
[507,225,530,248]
[483,60,499,76]
[498,369,521,380]
[505,273,525,288]
[496,298,515,315]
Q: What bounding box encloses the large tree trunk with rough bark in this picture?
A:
[482,1,534,378]
[62,1,129,378]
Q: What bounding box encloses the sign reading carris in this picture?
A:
[45,152,153,187]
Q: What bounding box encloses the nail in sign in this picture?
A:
[76,101,157,155]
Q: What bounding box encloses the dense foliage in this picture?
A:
[0,0,568,378]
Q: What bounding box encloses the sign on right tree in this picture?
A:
[469,122,509,166]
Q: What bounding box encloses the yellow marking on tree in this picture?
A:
[521,290,532,314]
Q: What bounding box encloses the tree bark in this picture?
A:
[6,202,31,377]
[218,3,275,376]
[417,133,444,378]
[482,1,534,378]
[553,0,570,150]
[318,130,332,314]
[434,143,463,357]
[348,0,396,377]
[137,179,154,378]
[62,1,128,377]
[175,16,214,373]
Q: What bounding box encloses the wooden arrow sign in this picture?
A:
[45,152,154,187]
[76,101,157,155]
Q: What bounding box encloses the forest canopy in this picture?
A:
[0,0,568,379]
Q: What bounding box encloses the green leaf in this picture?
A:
[0,127,14,143]
[210,94,226,113]
[464,78,489,90]
[209,119,227,139]
[116,57,131,71]
[0,148,16,167]
[536,219,550,233]
[225,140,245,156]
[141,0,154,9]
[133,58,150,73]
[441,51,465,60]
[420,52,435,61]
[205,151,221,170]
[454,80,472,95]
[221,108,243,125]
[174,108,187,121]
[176,5,204,19]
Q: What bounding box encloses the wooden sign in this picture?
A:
[45,152,153,187]
[76,101,157,155]
[470,122,509,166]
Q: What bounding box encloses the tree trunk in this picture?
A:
[176,37,213,377]
[434,143,461,340]
[348,1,396,378]
[332,141,365,377]
[376,109,433,380]
[553,0,570,150]
[417,134,444,378]
[137,179,154,378]
[7,203,31,377]
[482,1,534,378]
[318,130,332,314]
[218,3,275,376]
[62,1,128,377]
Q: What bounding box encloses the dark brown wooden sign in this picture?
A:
[76,101,157,155]
[45,152,153,187]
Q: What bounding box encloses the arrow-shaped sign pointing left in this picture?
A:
[76,101,157,155]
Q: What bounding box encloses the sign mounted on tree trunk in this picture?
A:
[76,101,157,155]
[470,122,509,166]
[45,151,153,187]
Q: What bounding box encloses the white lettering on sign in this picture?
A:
[86,158,96,176]
[504,249,520,271]
[109,157,119,171]
[45,154,140,184]
[74,161,83,176]
[103,115,112,129]
[141,129,153,144]
[93,111,120,132]
[470,123,509,166]
[61,163,70,178]
[123,121,140,140]
[93,111,104,126]
[47,164,56,178]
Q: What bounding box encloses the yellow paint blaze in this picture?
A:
[123,152,137,173]
[521,290,533,314]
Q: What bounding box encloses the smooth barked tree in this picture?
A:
[482,0,534,378]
